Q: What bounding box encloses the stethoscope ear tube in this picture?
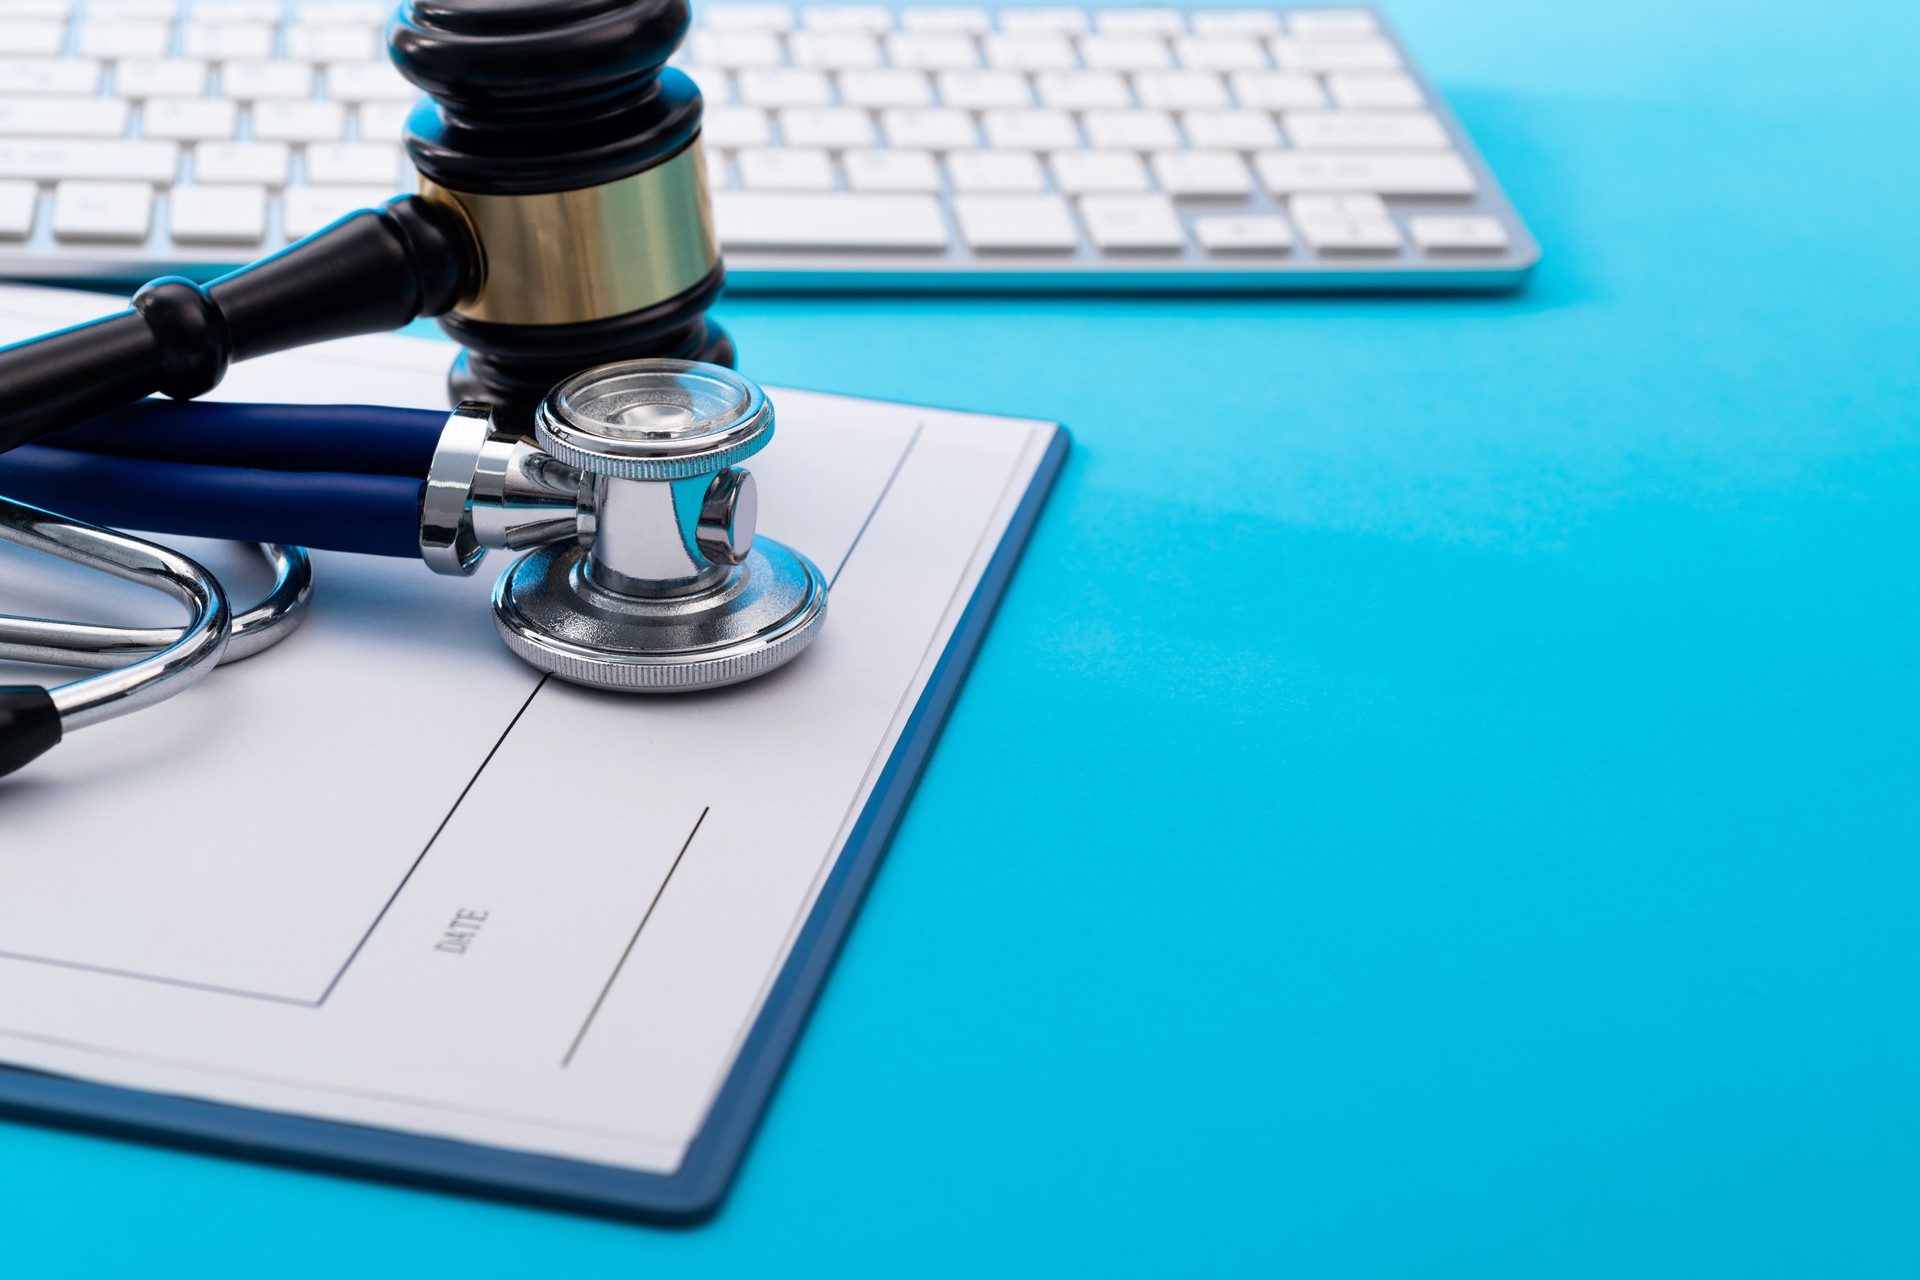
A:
[0,495,233,778]
[1,543,311,669]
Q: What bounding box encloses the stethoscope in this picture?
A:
[0,359,826,778]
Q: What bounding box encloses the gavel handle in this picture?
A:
[0,195,474,454]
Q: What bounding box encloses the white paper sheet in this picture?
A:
[0,284,1055,1174]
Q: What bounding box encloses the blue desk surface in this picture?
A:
[8,0,1919,1273]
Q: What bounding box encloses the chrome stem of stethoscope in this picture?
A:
[0,542,313,669]
[0,494,231,733]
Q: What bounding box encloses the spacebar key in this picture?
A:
[713,193,951,251]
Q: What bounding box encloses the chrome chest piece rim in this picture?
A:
[534,359,775,481]
[493,359,827,693]
[493,541,827,692]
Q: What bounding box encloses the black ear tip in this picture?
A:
[0,686,61,779]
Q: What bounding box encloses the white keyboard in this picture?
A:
[0,1,1539,291]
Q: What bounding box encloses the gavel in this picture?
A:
[0,0,729,450]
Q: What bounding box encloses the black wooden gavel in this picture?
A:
[0,0,730,450]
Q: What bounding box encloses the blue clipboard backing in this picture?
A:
[0,423,1069,1224]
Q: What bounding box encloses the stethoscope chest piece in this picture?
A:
[491,361,827,692]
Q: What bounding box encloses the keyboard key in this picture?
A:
[1035,71,1129,109]
[1082,109,1180,150]
[305,141,401,185]
[704,5,795,31]
[1295,215,1400,252]
[1283,111,1448,150]
[0,97,129,139]
[1407,214,1509,251]
[690,32,786,68]
[282,183,389,236]
[222,61,316,100]
[788,31,883,68]
[981,109,1079,150]
[1049,149,1148,193]
[168,181,266,242]
[738,69,834,106]
[841,147,939,191]
[292,0,388,22]
[1326,73,1424,111]
[778,107,874,148]
[194,139,289,183]
[879,107,976,149]
[945,148,1045,192]
[802,6,894,32]
[253,99,346,142]
[1094,9,1184,35]
[952,193,1077,250]
[703,106,773,147]
[1269,39,1401,72]
[356,102,413,142]
[1286,10,1378,38]
[884,33,979,69]
[680,65,733,104]
[1289,193,1395,252]
[326,61,418,103]
[92,0,176,17]
[1079,193,1183,249]
[144,97,238,141]
[0,180,38,239]
[0,59,101,95]
[1289,193,1387,220]
[0,138,177,181]
[937,69,1031,108]
[51,178,153,240]
[1150,148,1250,196]
[1255,150,1475,195]
[193,2,284,21]
[1181,109,1279,150]
[737,146,835,189]
[182,22,275,60]
[997,9,1088,35]
[900,8,990,34]
[1190,10,1281,36]
[1192,213,1291,250]
[713,191,948,248]
[1132,71,1229,109]
[1078,35,1172,71]
[837,69,932,107]
[981,35,1078,71]
[78,23,173,60]
[1228,70,1325,109]
[1173,36,1268,70]
[0,23,69,56]
[117,59,210,98]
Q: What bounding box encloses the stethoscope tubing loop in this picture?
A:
[0,542,311,669]
[0,495,231,733]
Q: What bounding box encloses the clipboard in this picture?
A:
[0,284,1067,1222]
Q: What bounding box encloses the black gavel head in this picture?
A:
[390,0,732,425]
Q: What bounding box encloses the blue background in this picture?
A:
[7,0,1920,1273]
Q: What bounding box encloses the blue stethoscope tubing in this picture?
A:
[0,401,446,559]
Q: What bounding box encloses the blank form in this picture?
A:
[0,285,1061,1185]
